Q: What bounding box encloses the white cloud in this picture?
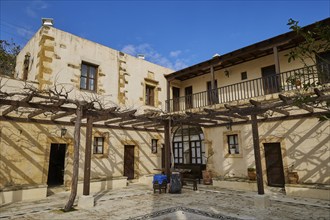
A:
[169,50,182,58]
[121,44,189,71]
[25,0,48,18]
[16,27,35,39]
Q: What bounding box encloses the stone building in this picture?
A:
[0,19,173,204]
[164,17,330,200]
[0,18,329,205]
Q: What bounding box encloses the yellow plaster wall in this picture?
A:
[204,117,330,185]
[14,26,173,111]
[174,49,315,98]
[0,121,164,188]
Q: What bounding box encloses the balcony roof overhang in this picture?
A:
[165,17,330,82]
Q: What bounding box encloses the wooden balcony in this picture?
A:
[165,64,330,112]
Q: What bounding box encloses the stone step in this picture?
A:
[47,185,66,196]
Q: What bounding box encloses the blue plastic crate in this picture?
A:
[153,174,167,184]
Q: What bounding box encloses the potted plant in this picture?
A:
[288,164,299,184]
[202,147,214,185]
[247,167,256,181]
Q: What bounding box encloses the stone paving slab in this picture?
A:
[0,184,329,220]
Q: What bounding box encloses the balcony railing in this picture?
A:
[165,64,330,112]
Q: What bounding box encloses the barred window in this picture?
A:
[93,137,104,154]
[151,139,158,154]
[227,134,239,154]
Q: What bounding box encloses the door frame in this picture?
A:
[185,86,193,109]
[172,87,180,111]
[124,145,135,180]
[261,65,281,95]
[47,143,67,186]
[260,136,290,187]
[264,142,285,187]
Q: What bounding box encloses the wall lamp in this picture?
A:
[61,127,67,137]
[224,70,230,78]
[225,123,232,131]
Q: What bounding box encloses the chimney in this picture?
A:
[42,18,54,27]
[137,54,145,60]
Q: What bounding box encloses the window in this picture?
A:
[173,126,205,164]
[23,53,30,80]
[151,139,158,153]
[227,134,239,154]
[145,85,155,106]
[241,71,247,80]
[316,50,330,83]
[80,62,97,91]
[93,137,104,154]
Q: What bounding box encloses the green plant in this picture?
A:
[0,39,21,76]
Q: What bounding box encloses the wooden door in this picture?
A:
[185,86,193,109]
[316,51,330,83]
[207,80,219,105]
[261,65,280,94]
[124,145,135,180]
[172,87,180,111]
[264,143,285,187]
[47,143,66,186]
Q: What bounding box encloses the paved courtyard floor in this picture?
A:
[0,183,329,220]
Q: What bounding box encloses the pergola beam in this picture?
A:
[299,104,314,113]
[104,117,124,125]
[272,108,290,116]
[51,111,75,120]
[1,99,76,113]
[2,94,34,116]
[28,109,49,118]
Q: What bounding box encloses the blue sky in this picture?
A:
[1,0,329,70]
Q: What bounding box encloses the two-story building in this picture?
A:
[163,17,329,199]
[0,20,173,204]
[0,18,329,205]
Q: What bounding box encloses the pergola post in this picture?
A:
[251,114,264,195]
[83,116,93,196]
[164,120,171,179]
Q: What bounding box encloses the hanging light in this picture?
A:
[61,127,67,137]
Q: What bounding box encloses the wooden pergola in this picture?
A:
[162,88,330,194]
[0,90,167,196]
[1,87,329,196]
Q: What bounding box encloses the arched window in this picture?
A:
[172,125,205,165]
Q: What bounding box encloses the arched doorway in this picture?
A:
[172,125,206,178]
